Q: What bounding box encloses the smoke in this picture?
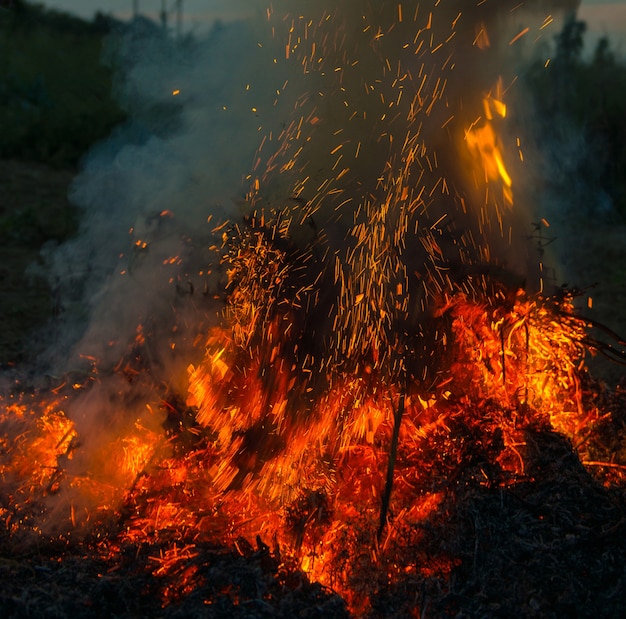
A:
[37,14,284,375]
[22,15,292,534]
[8,0,580,536]
[38,1,582,375]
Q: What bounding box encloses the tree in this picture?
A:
[554,10,587,67]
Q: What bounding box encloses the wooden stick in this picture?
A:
[378,390,406,541]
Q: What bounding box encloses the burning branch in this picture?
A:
[378,390,406,541]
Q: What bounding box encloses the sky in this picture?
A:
[578,1,626,51]
[35,0,626,45]
[40,0,254,28]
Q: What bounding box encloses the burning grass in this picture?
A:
[2,272,626,616]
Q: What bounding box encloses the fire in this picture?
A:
[1,2,622,616]
[0,396,74,507]
[179,259,601,605]
[465,85,514,206]
[0,282,614,610]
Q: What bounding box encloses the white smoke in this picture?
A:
[38,13,289,376]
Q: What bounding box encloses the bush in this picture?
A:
[0,1,126,166]
[525,12,626,218]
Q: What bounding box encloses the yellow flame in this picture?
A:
[466,91,513,204]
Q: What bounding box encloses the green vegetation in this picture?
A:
[525,11,626,218]
[0,1,122,364]
[0,0,126,166]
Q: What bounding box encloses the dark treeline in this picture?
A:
[1,0,118,35]
[525,11,626,219]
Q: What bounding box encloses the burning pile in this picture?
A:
[0,249,617,613]
[3,0,626,617]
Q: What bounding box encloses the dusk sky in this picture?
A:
[41,0,254,27]
[37,0,626,46]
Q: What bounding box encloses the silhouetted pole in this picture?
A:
[160,0,167,31]
[176,0,183,40]
[132,0,138,18]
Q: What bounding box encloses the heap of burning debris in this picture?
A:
[2,210,626,617]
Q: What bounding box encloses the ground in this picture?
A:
[0,159,77,367]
